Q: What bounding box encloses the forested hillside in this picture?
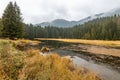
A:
[0,2,120,40]
[25,15,120,40]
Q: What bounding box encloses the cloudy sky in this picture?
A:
[0,0,120,24]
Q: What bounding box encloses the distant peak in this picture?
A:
[52,19,68,22]
[38,7,120,27]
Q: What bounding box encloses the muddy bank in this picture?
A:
[60,44,120,71]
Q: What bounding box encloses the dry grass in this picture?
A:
[9,39,40,51]
[0,39,24,80]
[19,50,99,80]
[0,39,100,80]
[36,38,120,47]
[11,39,40,46]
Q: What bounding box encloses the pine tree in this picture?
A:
[0,18,3,36]
[2,2,24,39]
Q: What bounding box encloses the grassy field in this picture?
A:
[0,39,99,80]
[36,38,120,48]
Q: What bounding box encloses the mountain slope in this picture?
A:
[38,7,120,27]
[39,19,78,27]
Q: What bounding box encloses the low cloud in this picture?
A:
[0,0,120,24]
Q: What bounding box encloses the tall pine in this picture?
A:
[2,2,24,39]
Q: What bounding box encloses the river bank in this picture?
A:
[39,48,120,80]
[38,40,120,72]
[9,39,120,80]
[0,39,100,80]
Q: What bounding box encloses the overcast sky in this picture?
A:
[0,0,120,24]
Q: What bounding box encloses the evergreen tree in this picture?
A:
[2,2,24,39]
[0,18,3,36]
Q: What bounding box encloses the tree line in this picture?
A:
[25,15,120,40]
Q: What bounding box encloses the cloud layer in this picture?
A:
[0,0,120,24]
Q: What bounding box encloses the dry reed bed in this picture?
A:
[36,38,120,47]
[0,39,100,80]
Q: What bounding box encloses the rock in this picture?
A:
[41,47,50,53]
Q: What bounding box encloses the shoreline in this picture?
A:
[58,44,120,72]
[38,40,120,72]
